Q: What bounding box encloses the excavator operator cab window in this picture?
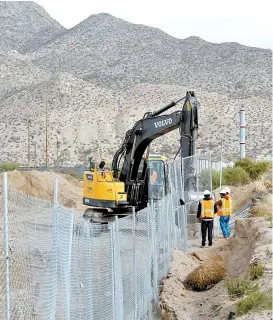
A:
[148,160,166,200]
[89,156,95,171]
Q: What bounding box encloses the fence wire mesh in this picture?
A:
[0,153,213,319]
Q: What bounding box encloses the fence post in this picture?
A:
[218,141,223,237]
[50,178,59,319]
[112,216,124,320]
[54,178,58,207]
[179,159,187,250]
[3,172,10,320]
[150,199,158,301]
[65,210,74,320]
[132,208,138,320]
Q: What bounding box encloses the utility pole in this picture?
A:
[34,142,37,169]
[56,137,60,169]
[219,139,223,192]
[28,119,30,171]
[45,96,49,170]
[239,107,246,159]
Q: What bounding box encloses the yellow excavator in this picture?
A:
[83,91,199,223]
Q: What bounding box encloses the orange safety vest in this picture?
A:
[201,199,215,219]
[217,197,232,216]
[151,171,158,184]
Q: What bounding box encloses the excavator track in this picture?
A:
[83,207,133,225]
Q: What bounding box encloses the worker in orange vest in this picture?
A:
[150,170,158,184]
[216,188,232,238]
[197,190,217,247]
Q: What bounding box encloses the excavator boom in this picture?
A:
[83,91,199,218]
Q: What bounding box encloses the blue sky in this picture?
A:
[34,0,272,49]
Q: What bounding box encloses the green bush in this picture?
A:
[235,158,271,180]
[249,263,265,280]
[0,162,19,172]
[199,169,220,190]
[69,170,83,180]
[236,290,272,316]
[226,278,258,300]
[222,167,249,186]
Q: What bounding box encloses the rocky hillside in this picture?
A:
[0,2,271,166]
[0,1,65,53]
[29,13,272,99]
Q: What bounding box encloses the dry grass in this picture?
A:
[264,180,272,189]
[250,194,272,217]
[184,254,226,291]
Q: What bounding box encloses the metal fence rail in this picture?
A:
[0,153,212,319]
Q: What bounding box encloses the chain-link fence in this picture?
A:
[0,153,212,319]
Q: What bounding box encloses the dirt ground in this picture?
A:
[0,170,85,212]
[160,218,272,320]
[160,173,272,320]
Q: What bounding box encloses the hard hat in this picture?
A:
[220,189,226,194]
[204,190,211,196]
[225,187,231,194]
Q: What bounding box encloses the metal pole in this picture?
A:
[240,107,246,159]
[66,210,74,320]
[209,151,213,194]
[219,139,223,193]
[50,177,58,319]
[3,172,10,320]
[34,142,37,169]
[56,137,59,169]
[132,207,137,320]
[28,119,30,171]
[217,140,223,237]
[54,178,58,207]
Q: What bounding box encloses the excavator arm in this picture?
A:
[112,91,199,207]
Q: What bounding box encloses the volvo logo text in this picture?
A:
[154,118,173,128]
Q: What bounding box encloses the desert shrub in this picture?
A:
[236,290,272,316]
[0,162,19,172]
[222,167,249,186]
[265,215,272,228]
[69,170,83,180]
[226,278,259,300]
[199,169,220,190]
[184,259,225,291]
[250,194,272,217]
[265,247,272,258]
[235,158,271,180]
[249,263,264,280]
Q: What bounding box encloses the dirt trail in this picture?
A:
[160,217,272,320]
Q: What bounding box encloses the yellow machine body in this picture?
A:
[83,155,167,210]
[83,165,127,208]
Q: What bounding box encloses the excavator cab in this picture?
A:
[147,155,169,200]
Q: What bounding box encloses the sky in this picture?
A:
[34,0,272,49]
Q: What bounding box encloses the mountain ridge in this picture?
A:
[0,2,271,165]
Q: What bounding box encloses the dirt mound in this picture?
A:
[160,217,272,319]
[0,170,85,212]
[214,180,268,211]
